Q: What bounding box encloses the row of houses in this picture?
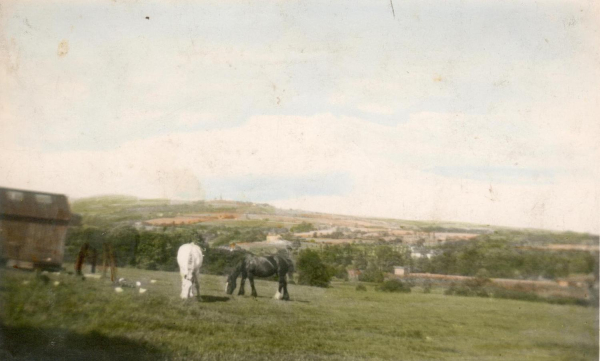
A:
[347,266,410,281]
[294,226,481,245]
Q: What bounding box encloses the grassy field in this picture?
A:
[1,267,597,361]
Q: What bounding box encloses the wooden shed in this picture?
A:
[0,187,73,270]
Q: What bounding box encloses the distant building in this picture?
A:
[556,275,594,288]
[394,266,410,277]
[266,233,283,242]
[134,221,158,231]
[411,251,433,259]
[0,187,74,270]
[348,269,361,281]
[410,246,434,259]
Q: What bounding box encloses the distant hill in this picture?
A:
[70,195,276,227]
[69,195,599,247]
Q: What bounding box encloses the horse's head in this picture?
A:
[225,273,236,295]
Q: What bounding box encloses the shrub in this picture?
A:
[491,287,540,302]
[467,269,491,289]
[333,266,349,281]
[377,279,412,293]
[445,281,489,298]
[355,284,367,292]
[475,288,490,298]
[453,285,472,296]
[487,287,588,305]
[291,222,315,233]
[359,264,384,283]
[423,279,432,294]
[444,282,592,306]
[444,282,457,295]
[492,287,595,306]
[297,249,332,288]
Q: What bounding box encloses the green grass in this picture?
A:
[1,268,597,361]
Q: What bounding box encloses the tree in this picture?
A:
[135,231,180,271]
[64,226,107,262]
[377,279,412,293]
[373,245,406,273]
[107,226,139,266]
[297,249,331,287]
[291,222,316,233]
[359,262,384,283]
[353,251,368,270]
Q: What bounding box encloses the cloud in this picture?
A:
[1,0,599,233]
[357,103,395,115]
[1,112,597,232]
[272,167,599,234]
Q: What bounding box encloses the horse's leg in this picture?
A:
[277,273,284,294]
[282,281,290,301]
[279,270,290,301]
[248,273,257,297]
[193,269,201,300]
[180,274,188,299]
[238,271,247,296]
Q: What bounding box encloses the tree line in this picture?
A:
[296,236,597,286]
[65,226,598,285]
[65,226,245,275]
[412,236,597,280]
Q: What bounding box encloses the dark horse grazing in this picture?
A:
[226,254,293,300]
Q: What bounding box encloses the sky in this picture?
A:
[1,0,599,233]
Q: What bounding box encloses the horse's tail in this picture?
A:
[186,244,194,280]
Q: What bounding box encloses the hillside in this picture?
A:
[3,196,597,361]
[64,195,599,288]
[70,195,599,247]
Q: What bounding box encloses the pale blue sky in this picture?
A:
[204,173,353,202]
[1,0,598,232]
